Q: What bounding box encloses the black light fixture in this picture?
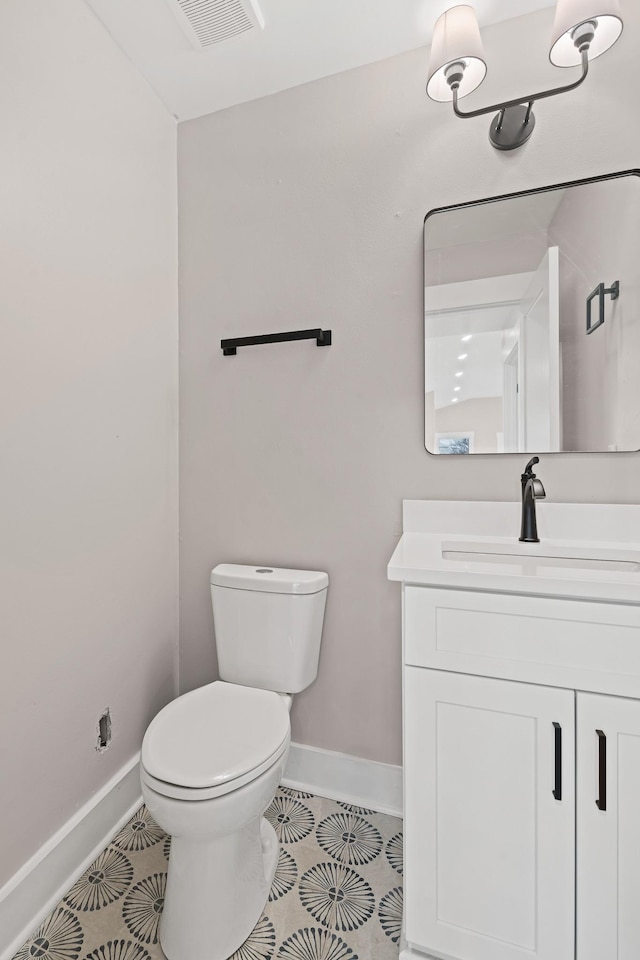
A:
[426,0,624,150]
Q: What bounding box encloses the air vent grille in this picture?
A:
[170,0,264,48]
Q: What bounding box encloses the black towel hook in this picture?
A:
[586,281,620,334]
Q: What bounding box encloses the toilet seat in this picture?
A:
[141,681,290,801]
[140,739,289,801]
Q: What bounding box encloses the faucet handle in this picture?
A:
[522,456,540,480]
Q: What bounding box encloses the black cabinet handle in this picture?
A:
[596,729,607,811]
[553,722,562,801]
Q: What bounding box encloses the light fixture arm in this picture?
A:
[451,47,589,120]
[449,45,589,150]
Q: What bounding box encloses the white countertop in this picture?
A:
[388,501,640,604]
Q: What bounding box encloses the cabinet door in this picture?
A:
[404,668,575,960]
[577,692,640,960]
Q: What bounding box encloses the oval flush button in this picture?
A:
[256,568,273,573]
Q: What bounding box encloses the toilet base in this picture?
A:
[160,816,278,960]
[142,757,287,960]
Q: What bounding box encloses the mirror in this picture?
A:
[424,171,640,454]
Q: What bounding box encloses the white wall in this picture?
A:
[0,0,178,889]
[178,4,640,767]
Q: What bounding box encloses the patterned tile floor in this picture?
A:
[13,787,403,960]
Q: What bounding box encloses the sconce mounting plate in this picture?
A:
[489,104,536,151]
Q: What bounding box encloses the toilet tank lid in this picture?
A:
[211,563,328,595]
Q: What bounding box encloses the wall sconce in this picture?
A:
[426,0,623,150]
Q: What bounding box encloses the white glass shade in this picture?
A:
[427,4,487,103]
[550,0,623,66]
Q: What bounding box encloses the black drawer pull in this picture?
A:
[553,722,562,801]
[596,729,607,811]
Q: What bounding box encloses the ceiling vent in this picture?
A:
[167,0,265,49]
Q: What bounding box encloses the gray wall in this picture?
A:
[548,178,640,451]
[178,6,640,766]
[1,0,178,888]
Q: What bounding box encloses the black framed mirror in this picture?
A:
[424,170,640,455]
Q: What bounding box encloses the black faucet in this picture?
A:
[519,456,546,543]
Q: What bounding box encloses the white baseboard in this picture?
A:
[0,755,142,960]
[282,742,403,818]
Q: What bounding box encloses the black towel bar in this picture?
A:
[221,328,332,356]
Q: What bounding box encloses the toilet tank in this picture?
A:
[210,564,328,694]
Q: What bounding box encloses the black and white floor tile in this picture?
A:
[14,788,403,960]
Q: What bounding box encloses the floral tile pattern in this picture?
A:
[316,813,382,867]
[13,788,402,960]
[64,851,133,914]
[385,833,403,877]
[265,796,315,845]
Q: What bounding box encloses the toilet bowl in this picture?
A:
[141,681,291,960]
[140,564,328,960]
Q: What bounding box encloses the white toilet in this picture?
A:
[140,563,328,960]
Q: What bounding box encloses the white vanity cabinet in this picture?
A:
[389,501,640,960]
[401,586,640,960]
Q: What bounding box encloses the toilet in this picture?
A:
[140,563,328,960]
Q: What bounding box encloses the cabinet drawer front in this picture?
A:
[405,586,640,696]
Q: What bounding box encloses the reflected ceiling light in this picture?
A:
[426,0,623,150]
[458,353,468,360]
[454,386,461,391]
[452,397,459,402]
[455,370,464,377]
[461,334,472,341]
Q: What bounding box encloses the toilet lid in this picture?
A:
[141,681,290,789]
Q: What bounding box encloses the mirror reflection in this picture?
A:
[424,171,640,454]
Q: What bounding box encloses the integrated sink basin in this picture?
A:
[441,541,640,572]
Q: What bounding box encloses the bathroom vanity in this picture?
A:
[388,500,640,960]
